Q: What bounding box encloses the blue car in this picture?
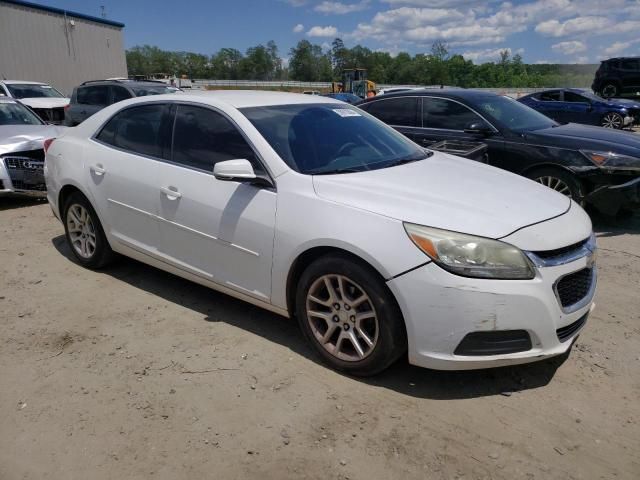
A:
[518,88,640,129]
[321,93,362,104]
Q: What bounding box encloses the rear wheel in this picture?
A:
[295,254,406,376]
[601,112,624,129]
[527,168,584,204]
[63,192,114,269]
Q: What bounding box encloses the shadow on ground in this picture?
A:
[0,196,46,211]
[591,209,640,238]
[51,234,567,400]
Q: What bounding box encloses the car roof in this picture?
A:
[79,80,168,87]
[163,90,343,108]
[1,80,49,85]
[360,88,500,104]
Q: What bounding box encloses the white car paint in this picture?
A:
[0,80,70,110]
[44,91,596,370]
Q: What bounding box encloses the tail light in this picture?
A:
[43,138,56,153]
[64,104,70,112]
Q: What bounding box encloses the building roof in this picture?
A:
[1,0,125,28]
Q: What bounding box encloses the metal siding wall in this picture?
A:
[0,3,127,95]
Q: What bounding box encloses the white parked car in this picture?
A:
[44,91,596,375]
[0,80,70,124]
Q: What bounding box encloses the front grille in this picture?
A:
[454,330,532,356]
[32,107,65,124]
[555,268,594,308]
[556,312,589,342]
[533,237,589,261]
[1,155,46,192]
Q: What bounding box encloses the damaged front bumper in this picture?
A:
[586,176,640,215]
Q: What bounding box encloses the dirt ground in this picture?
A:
[0,198,638,480]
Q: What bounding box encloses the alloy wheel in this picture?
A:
[601,113,623,129]
[535,176,572,197]
[66,204,97,259]
[305,274,379,362]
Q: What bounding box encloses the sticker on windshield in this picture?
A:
[333,108,361,118]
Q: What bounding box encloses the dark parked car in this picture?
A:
[64,79,181,126]
[357,89,640,215]
[592,57,640,98]
[321,92,362,104]
[518,88,640,129]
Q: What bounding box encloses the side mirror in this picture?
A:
[464,122,493,136]
[213,159,256,181]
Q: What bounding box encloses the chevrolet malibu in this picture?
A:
[44,91,597,376]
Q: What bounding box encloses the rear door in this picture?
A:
[87,103,171,253]
[358,97,420,141]
[619,58,640,91]
[72,85,110,124]
[155,104,276,301]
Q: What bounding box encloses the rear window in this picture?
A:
[77,86,109,106]
[359,97,419,127]
[130,85,179,97]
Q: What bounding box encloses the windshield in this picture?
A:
[473,94,558,132]
[6,83,65,99]
[131,85,181,96]
[0,102,44,125]
[241,103,428,174]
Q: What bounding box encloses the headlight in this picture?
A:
[404,223,535,280]
[580,150,640,170]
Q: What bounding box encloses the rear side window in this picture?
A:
[423,98,482,130]
[360,97,418,127]
[171,105,263,174]
[564,92,588,103]
[96,104,166,158]
[111,86,132,103]
[77,86,109,106]
[538,91,562,101]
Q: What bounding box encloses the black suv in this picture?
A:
[592,57,640,98]
[64,79,180,126]
[358,89,640,215]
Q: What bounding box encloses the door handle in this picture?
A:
[90,164,106,176]
[160,186,182,199]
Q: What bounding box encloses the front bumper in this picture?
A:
[387,247,596,370]
[586,176,640,215]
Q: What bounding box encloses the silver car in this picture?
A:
[0,98,65,196]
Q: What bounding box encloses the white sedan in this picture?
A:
[44,91,596,375]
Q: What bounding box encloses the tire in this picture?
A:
[295,253,406,376]
[600,83,619,98]
[62,191,114,269]
[526,168,584,205]
[601,112,625,129]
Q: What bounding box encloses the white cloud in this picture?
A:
[282,0,307,6]
[307,25,339,37]
[535,16,611,37]
[292,23,304,33]
[572,56,590,64]
[551,40,587,55]
[315,1,370,15]
[602,39,640,57]
[462,47,512,63]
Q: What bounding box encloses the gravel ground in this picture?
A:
[0,198,638,480]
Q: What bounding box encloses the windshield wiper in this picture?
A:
[386,151,433,168]
[309,167,363,175]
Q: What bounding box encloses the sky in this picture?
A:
[34,0,640,64]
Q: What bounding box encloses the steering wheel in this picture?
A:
[335,142,358,159]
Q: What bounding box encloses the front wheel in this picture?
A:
[295,254,406,376]
[601,112,625,129]
[63,192,114,269]
[527,168,584,204]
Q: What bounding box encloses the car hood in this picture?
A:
[524,123,640,154]
[18,97,70,109]
[312,153,570,239]
[0,125,66,155]
[608,98,640,109]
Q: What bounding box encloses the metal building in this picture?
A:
[0,0,127,95]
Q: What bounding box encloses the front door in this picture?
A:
[86,102,170,253]
[155,104,276,301]
[561,91,596,125]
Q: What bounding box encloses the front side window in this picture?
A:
[5,83,65,99]
[564,91,588,103]
[96,104,166,158]
[360,97,418,127]
[0,101,44,125]
[171,105,263,174]
[77,86,109,106]
[241,103,428,175]
[112,86,132,103]
[423,98,482,130]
